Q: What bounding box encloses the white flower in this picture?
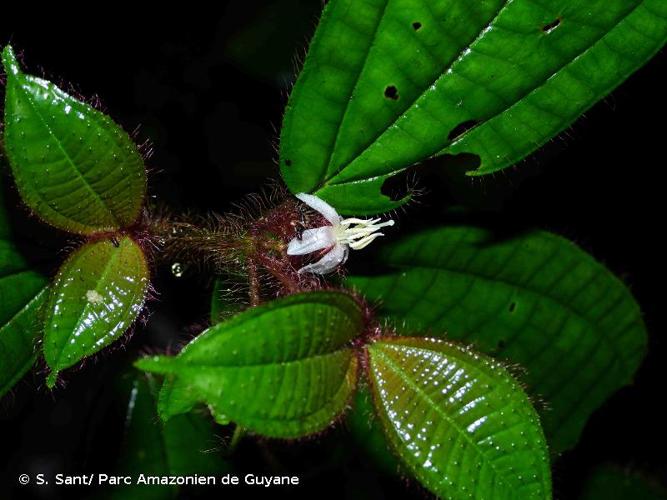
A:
[287,193,394,275]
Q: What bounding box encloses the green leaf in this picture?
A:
[0,289,48,397]
[136,291,362,438]
[1,45,146,235]
[347,387,402,476]
[155,278,248,421]
[112,372,230,500]
[349,226,646,453]
[280,0,667,214]
[368,337,551,499]
[157,375,200,422]
[0,183,48,397]
[43,236,149,387]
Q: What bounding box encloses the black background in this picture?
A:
[1,2,665,499]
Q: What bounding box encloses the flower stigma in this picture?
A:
[286,193,394,275]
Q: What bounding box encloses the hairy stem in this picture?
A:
[144,192,322,305]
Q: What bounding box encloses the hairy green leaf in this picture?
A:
[43,236,149,387]
[1,45,146,234]
[280,0,667,214]
[349,226,646,452]
[136,291,362,438]
[0,185,48,397]
[112,372,230,500]
[368,337,551,499]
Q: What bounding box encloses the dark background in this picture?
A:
[0,2,665,499]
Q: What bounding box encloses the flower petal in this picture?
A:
[287,226,335,255]
[298,243,349,275]
[295,193,342,225]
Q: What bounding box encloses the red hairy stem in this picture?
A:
[142,189,329,304]
[253,251,299,295]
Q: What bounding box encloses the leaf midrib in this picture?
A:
[0,288,46,396]
[178,347,352,370]
[388,262,636,373]
[225,355,357,426]
[321,0,390,183]
[13,76,120,229]
[318,0,514,188]
[371,344,515,495]
[318,0,645,189]
[0,286,46,336]
[51,242,128,369]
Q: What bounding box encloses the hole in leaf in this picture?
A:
[412,21,422,31]
[384,85,399,100]
[440,152,482,172]
[379,153,483,204]
[542,17,561,33]
[447,120,480,141]
[381,168,415,201]
[508,302,517,313]
[284,159,292,166]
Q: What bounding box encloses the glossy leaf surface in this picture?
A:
[280,0,667,214]
[2,46,146,234]
[113,373,230,500]
[137,291,362,438]
[43,236,149,387]
[368,337,551,499]
[0,185,48,397]
[350,227,646,452]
